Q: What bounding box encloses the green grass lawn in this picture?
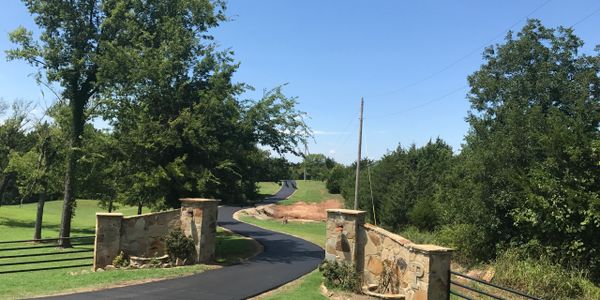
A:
[0,199,137,241]
[0,200,257,299]
[279,180,343,205]
[215,227,259,265]
[257,181,282,198]
[239,216,325,248]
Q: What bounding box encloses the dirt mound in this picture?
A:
[244,199,343,222]
[272,199,342,221]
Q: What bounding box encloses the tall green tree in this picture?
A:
[98,1,308,207]
[7,0,104,246]
[0,101,34,205]
[459,19,600,277]
[7,121,62,239]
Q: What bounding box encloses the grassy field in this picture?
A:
[279,180,342,205]
[257,181,282,198]
[239,216,325,248]
[0,199,136,240]
[0,200,257,299]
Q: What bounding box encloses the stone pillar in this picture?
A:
[410,245,453,300]
[180,198,220,263]
[93,213,123,270]
[326,209,366,271]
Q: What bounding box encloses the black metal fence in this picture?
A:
[450,271,543,300]
[0,236,95,274]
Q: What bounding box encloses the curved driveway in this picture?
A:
[51,180,324,300]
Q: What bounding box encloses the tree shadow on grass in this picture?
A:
[0,217,95,238]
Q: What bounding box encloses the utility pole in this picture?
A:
[303,142,308,181]
[354,97,364,210]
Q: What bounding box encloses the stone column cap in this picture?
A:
[96,212,124,217]
[326,208,366,215]
[410,244,454,253]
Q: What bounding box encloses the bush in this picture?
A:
[493,249,589,300]
[164,229,195,263]
[326,165,346,194]
[396,226,437,244]
[112,251,129,267]
[408,199,439,231]
[435,223,492,265]
[319,260,361,292]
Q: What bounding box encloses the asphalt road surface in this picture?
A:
[47,180,324,300]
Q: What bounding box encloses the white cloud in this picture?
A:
[313,130,349,135]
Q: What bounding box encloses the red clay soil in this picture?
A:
[271,199,342,221]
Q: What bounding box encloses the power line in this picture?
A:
[366,85,469,119]
[571,6,600,27]
[366,0,552,100]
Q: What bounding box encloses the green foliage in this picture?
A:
[325,164,348,194]
[297,154,336,181]
[435,224,491,266]
[164,229,195,263]
[341,139,453,229]
[454,20,600,278]
[112,251,129,268]
[318,260,360,292]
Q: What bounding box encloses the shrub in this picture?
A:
[435,223,492,265]
[164,229,195,263]
[112,251,129,268]
[397,226,437,244]
[319,260,361,292]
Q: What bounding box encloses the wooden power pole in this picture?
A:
[303,143,308,181]
[354,97,364,210]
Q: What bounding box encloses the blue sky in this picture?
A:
[1,1,599,164]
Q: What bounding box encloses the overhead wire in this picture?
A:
[365,0,553,100]
[362,121,377,226]
[571,6,600,27]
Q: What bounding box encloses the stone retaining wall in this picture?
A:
[120,210,181,258]
[326,209,453,300]
[94,198,220,270]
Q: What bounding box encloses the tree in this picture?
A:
[98,1,308,208]
[460,19,600,278]
[7,0,104,247]
[300,153,335,181]
[7,122,61,239]
[326,164,348,194]
[0,100,34,206]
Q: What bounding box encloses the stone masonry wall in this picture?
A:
[179,198,220,263]
[325,209,366,271]
[94,198,219,270]
[326,209,452,300]
[120,210,181,257]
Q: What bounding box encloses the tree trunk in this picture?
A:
[137,202,143,215]
[34,183,47,241]
[58,148,76,247]
[58,99,85,248]
[108,200,113,213]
